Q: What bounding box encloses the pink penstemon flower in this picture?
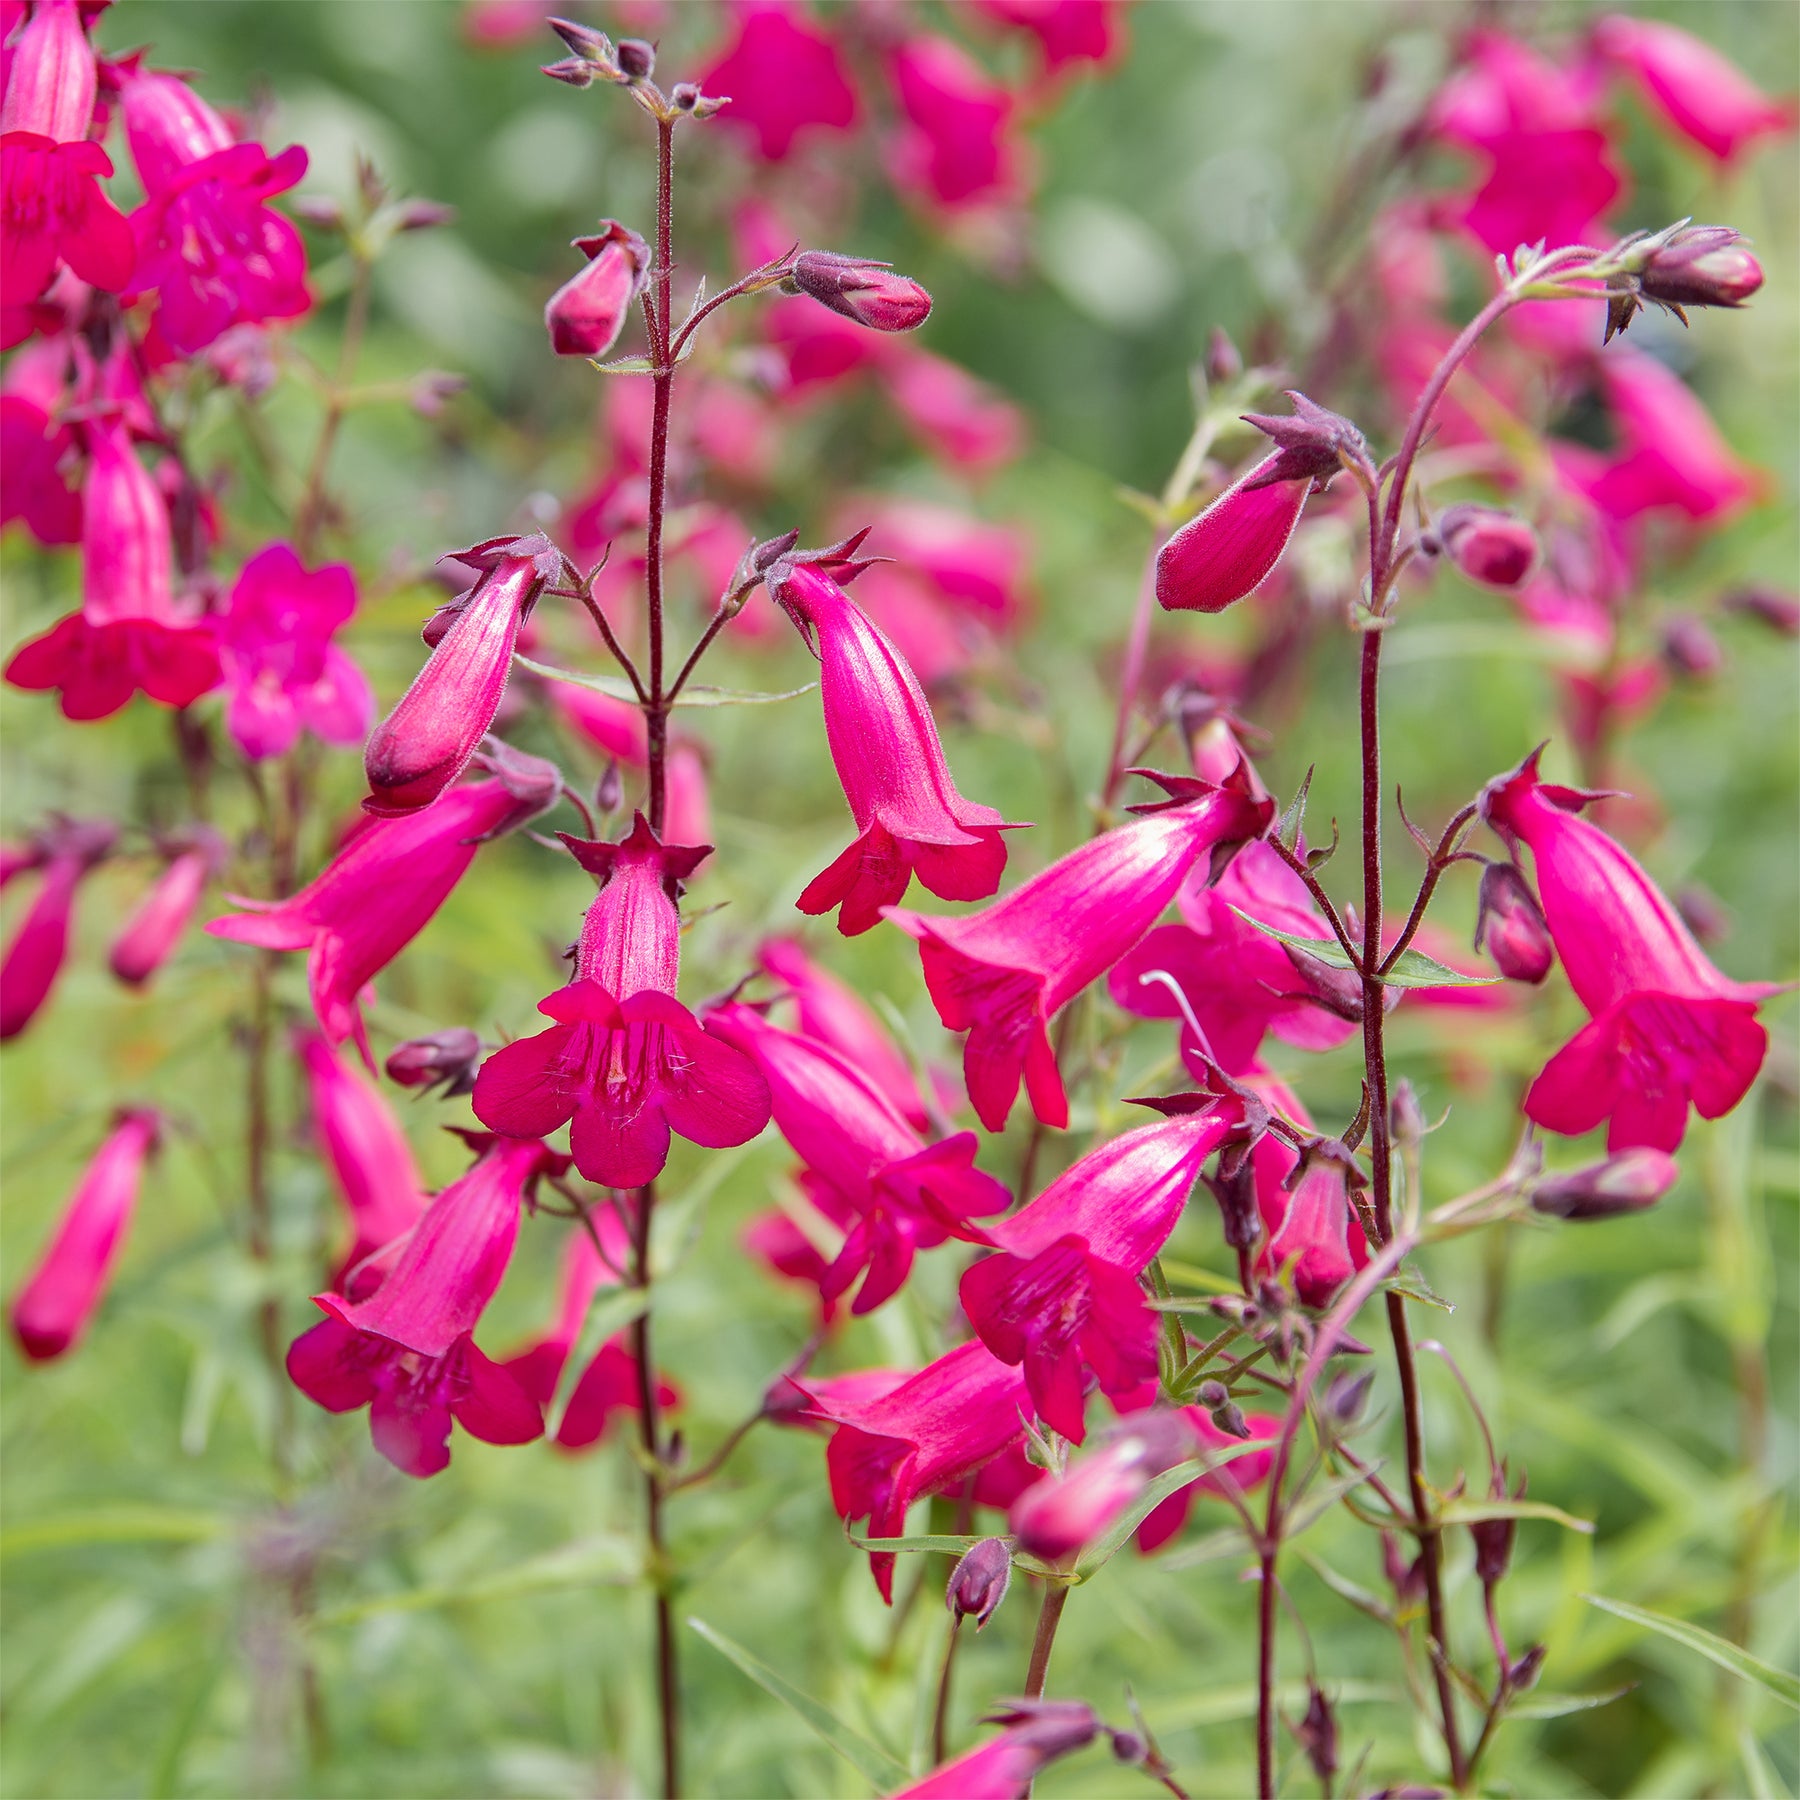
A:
[545,219,649,358]
[108,827,227,989]
[1136,1405,1281,1553]
[1009,1406,1196,1560]
[700,1,860,163]
[888,1701,1104,1800]
[0,815,114,1040]
[884,34,1021,213]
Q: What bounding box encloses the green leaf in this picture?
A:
[1441,1498,1594,1534]
[1581,1593,1800,1710]
[1285,1462,1387,1541]
[545,1286,649,1439]
[516,654,815,708]
[846,1532,983,1556]
[1740,1725,1791,1800]
[0,1505,232,1556]
[689,1616,908,1789]
[1510,1687,1632,1722]
[1229,909,1500,988]
[1074,1441,1268,1576]
[1385,1266,1455,1312]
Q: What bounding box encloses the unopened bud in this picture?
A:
[1290,1683,1338,1783]
[1205,325,1242,385]
[548,16,611,59]
[385,1028,483,1097]
[1675,883,1729,943]
[670,81,700,110]
[791,251,932,333]
[542,56,596,87]
[1325,1368,1374,1425]
[1436,504,1539,590]
[1195,1379,1229,1409]
[1207,1138,1263,1248]
[596,758,624,817]
[1390,1079,1425,1154]
[945,1537,1012,1629]
[1660,613,1723,678]
[410,371,467,419]
[1109,1729,1148,1765]
[546,220,651,359]
[1474,861,1555,984]
[1530,1147,1678,1221]
[1722,587,1800,636]
[1507,1643,1547,1691]
[394,198,457,232]
[1470,1463,1525,1586]
[293,195,344,230]
[616,38,655,80]
[1241,390,1368,485]
[1638,225,1763,311]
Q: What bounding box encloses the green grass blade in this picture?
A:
[1582,1594,1800,1710]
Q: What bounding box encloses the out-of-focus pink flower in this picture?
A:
[10,1108,160,1360]
[364,534,559,816]
[849,497,1029,628]
[108,828,225,988]
[798,1337,1031,1599]
[791,251,932,333]
[886,36,1020,212]
[972,0,1125,76]
[1482,748,1774,1150]
[890,1703,1102,1800]
[471,815,769,1189]
[546,220,649,358]
[0,815,113,1040]
[665,741,710,860]
[209,765,557,1062]
[1460,128,1622,255]
[1428,28,1604,144]
[1136,1407,1280,1551]
[1593,15,1794,164]
[1589,351,1760,523]
[701,1,859,162]
[962,1111,1237,1439]
[216,542,372,761]
[1011,1408,1195,1560]
[1531,1145,1679,1220]
[0,383,82,543]
[460,0,556,48]
[880,345,1026,471]
[548,680,650,767]
[893,773,1274,1131]
[741,1177,857,1314]
[287,1135,559,1477]
[769,559,1022,935]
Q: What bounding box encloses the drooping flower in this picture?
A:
[890,771,1274,1131]
[108,828,226,988]
[1530,1146,1680,1220]
[1010,1407,1196,1559]
[363,534,560,816]
[10,1108,160,1360]
[545,220,649,358]
[960,1111,1237,1439]
[1481,748,1775,1150]
[0,815,114,1040]
[701,1,860,162]
[471,814,770,1189]
[885,35,1020,212]
[214,542,372,762]
[208,758,559,1062]
[887,1702,1102,1800]
[768,556,1024,936]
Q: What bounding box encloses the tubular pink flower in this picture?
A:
[364,534,558,816]
[1155,453,1313,614]
[890,772,1275,1131]
[0,816,113,1040]
[880,345,1026,471]
[1262,1146,1361,1308]
[1010,1407,1195,1559]
[770,560,1024,936]
[886,35,1019,211]
[961,1111,1237,1440]
[1482,748,1774,1150]
[10,1108,160,1360]
[1589,351,1760,523]
[798,1339,1032,1600]
[471,815,770,1189]
[208,771,555,1062]
[108,830,225,988]
[888,1703,1101,1800]
[287,1134,559,1478]
[545,220,649,358]
[0,360,82,542]
[709,1003,1007,1313]
[701,1,859,163]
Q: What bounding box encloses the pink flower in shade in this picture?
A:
[502,1223,678,1451]
[215,542,372,762]
[797,1338,1032,1600]
[880,346,1026,472]
[0,815,113,1040]
[4,423,221,720]
[10,1108,160,1360]
[707,1003,1007,1313]
[107,828,226,988]
[701,1,859,162]
[208,762,559,1062]
[287,1135,561,1478]
[296,1031,428,1283]
[1481,749,1775,1152]
[545,220,649,358]
[888,1702,1102,1800]
[741,1181,857,1318]
[1593,15,1794,164]
[890,771,1275,1133]
[0,0,134,306]
[1010,1407,1197,1560]
[665,741,711,865]
[886,36,1020,212]
[1136,1407,1281,1552]
[363,534,559,816]
[961,1111,1238,1440]
[471,815,770,1189]
[972,0,1125,77]
[768,557,1024,936]
[120,69,309,355]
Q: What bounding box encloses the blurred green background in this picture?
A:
[2,2,1796,1796]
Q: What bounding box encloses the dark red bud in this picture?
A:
[1475,861,1555,984]
[1206,324,1243,385]
[546,221,651,359]
[1722,587,1800,635]
[548,17,611,59]
[1290,1683,1338,1783]
[1661,613,1724,678]
[385,1028,483,1097]
[615,38,655,80]
[669,81,700,110]
[1531,1147,1678,1221]
[791,251,932,333]
[945,1537,1012,1629]
[1326,1368,1374,1424]
[1437,504,1539,589]
[541,57,596,87]
[1508,1643,1547,1691]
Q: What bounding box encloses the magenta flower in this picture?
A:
[208,765,556,1062]
[5,423,221,720]
[1137,1406,1280,1553]
[10,1108,160,1361]
[0,815,113,1040]
[886,35,1019,212]
[1589,351,1760,523]
[798,1338,1032,1600]
[216,542,373,762]
[961,1111,1238,1439]
[880,343,1026,472]
[1482,749,1775,1151]
[768,557,1024,936]
[791,251,932,333]
[471,815,770,1189]
[1261,1142,1362,1308]
[709,1003,1007,1313]
[1531,1147,1680,1221]
[0,375,82,544]
[1459,127,1622,256]
[702,1,859,162]
[364,534,559,816]
[1010,1407,1195,1560]
[1436,504,1539,589]
[0,0,134,306]
[889,1703,1101,1800]
[972,0,1124,76]
[545,220,649,358]
[890,772,1275,1132]
[108,828,226,988]
[120,68,310,355]
[287,1134,560,1477]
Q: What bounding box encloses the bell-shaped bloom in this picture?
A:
[701,1,859,162]
[1593,15,1794,163]
[215,542,372,762]
[1482,749,1774,1150]
[120,68,309,355]
[880,345,1026,472]
[846,497,1029,628]
[209,765,556,1062]
[769,559,1023,936]
[0,0,134,306]
[890,772,1275,1131]
[1589,351,1760,524]
[471,815,770,1189]
[1137,1406,1281,1553]
[108,828,226,988]
[364,534,559,816]
[973,0,1124,76]
[1261,1144,1363,1308]
[545,220,649,358]
[297,1032,428,1281]
[288,1134,559,1477]
[5,424,221,720]
[1010,1408,1195,1559]
[961,1111,1237,1440]
[708,1004,1007,1313]
[503,1223,678,1450]
[797,1337,1032,1600]
[886,36,1020,212]
[0,816,113,1040]
[10,1108,160,1360]
[889,1702,1102,1800]
[791,251,931,333]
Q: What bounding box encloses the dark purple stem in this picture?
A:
[643,116,675,838]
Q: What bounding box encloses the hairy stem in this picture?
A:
[643,117,675,836]
[631,1179,679,1797]
[1257,1549,1279,1798]
[1023,1584,1070,1699]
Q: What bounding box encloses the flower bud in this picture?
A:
[1436,504,1539,590]
[1205,324,1242,385]
[791,251,933,333]
[1474,861,1555,984]
[394,198,457,232]
[1675,883,1729,944]
[385,1028,483,1098]
[1508,1643,1547,1691]
[945,1536,1012,1629]
[1660,613,1724,678]
[1470,1465,1525,1585]
[1390,1079,1426,1156]
[1638,225,1763,311]
[669,81,701,111]
[1205,1137,1262,1249]
[545,221,651,359]
[293,195,345,230]
[1325,1367,1374,1425]
[1291,1683,1338,1784]
[541,57,596,88]
[1530,1147,1678,1221]
[549,17,611,60]
[1722,587,1799,636]
[616,38,655,81]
